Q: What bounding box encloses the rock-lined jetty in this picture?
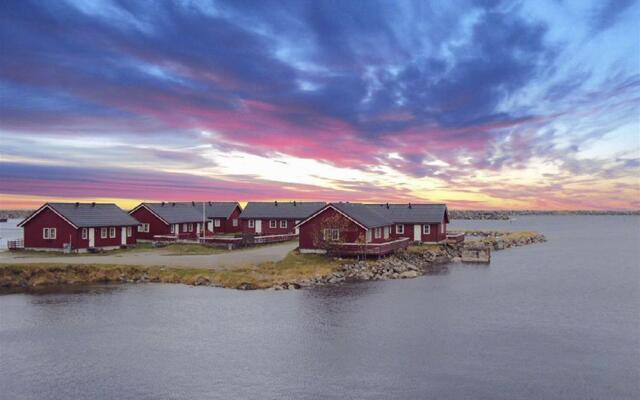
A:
[0,231,546,291]
[450,209,639,220]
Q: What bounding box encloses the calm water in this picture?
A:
[1,216,639,399]
[0,218,22,249]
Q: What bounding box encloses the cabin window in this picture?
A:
[248,219,255,228]
[384,226,389,239]
[279,220,287,228]
[127,226,132,237]
[144,223,150,232]
[82,228,88,240]
[323,228,339,241]
[232,219,238,227]
[366,230,372,243]
[101,228,107,238]
[441,224,444,234]
[137,225,143,232]
[374,227,382,239]
[43,227,56,240]
[109,227,116,238]
[214,219,221,227]
[423,224,431,235]
[396,224,404,234]
[170,224,175,234]
[183,223,188,232]
[270,220,277,228]
[188,224,193,232]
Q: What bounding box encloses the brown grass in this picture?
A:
[0,250,342,291]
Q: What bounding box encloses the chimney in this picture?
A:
[274,200,278,206]
[91,202,95,207]
[75,202,79,207]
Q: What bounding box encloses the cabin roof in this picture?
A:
[365,203,448,224]
[328,203,393,228]
[240,201,326,219]
[19,202,139,228]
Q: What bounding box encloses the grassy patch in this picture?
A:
[0,250,342,290]
[406,243,447,255]
[211,251,341,288]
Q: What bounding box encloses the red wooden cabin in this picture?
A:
[17,202,138,252]
[366,203,449,243]
[129,201,242,241]
[297,203,410,256]
[239,201,325,236]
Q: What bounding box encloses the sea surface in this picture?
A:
[1,216,639,400]
[0,218,22,249]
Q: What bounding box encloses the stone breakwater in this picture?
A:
[269,231,547,290]
[0,231,546,292]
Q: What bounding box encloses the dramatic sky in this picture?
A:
[1,0,639,210]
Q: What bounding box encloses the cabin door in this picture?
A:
[255,220,262,234]
[295,220,300,234]
[121,227,127,245]
[89,228,95,247]
[413,224,421,242]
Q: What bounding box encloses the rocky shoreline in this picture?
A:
[450,209,639,220]
[265,230,547,290]
[0,231,546,292]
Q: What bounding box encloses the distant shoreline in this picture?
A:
[1,208,638,221]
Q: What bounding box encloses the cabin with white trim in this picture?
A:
[17,202,138,252]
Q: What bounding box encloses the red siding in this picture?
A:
[299,207,396,250]
[23,208,78,250]
[23,207,137,251]
[210,206,242,234]
[241,218,300,235]
[391,222,447,242]
[130,206,170,240]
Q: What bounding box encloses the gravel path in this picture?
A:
[0,241,298,269]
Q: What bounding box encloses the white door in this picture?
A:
[89,228,95,247]
[207,220,213,231]
[295,220,300,234]
[175,224,179,236]
[121,227,127,245]
[414,224,421,242]
[255,220,262,234]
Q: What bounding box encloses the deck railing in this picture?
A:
[7,239,24,250]
[326,237,410,257]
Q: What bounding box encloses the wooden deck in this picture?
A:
[325,237,411,257]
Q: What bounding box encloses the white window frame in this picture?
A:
[214,219,221,227]
[82,228,88,240]
[109,227,116,238]
[279,220,287,228]
[183,223,188,232]
[127,226,132,237]
[248,219,255,228]
[384,226,389,239]
[441,223,444,234]
[374,227,382,239]
[43,227,56,239]
[269,220,277,228]
[188,224,193,232]
[144,223,150,233]
[323,228,339,241]
[423,224,431,235]
[50,228,56,239]
[137,225,143,232]
[396,224,404,234]
[232,218,238,227]
[101,228,107,239]
[170,224,175,234]
[366,230,372,243]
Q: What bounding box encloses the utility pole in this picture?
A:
[202,202,206,241]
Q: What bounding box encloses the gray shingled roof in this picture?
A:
[173,202,241,219]
[240,201,325,219]
[366,203,448,224]
[330,203,393,228]
[21,203,140,228]
[139,202,203,224]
